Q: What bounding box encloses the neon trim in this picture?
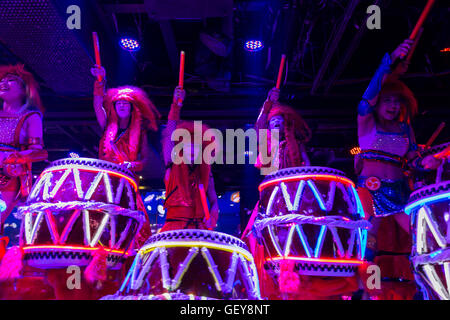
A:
[405,192,450,215]
[307,180,327,211]
[314,226,327,258]
[140,241,254,262]
[41,166,138,191]
[295,225,312,258]
[267,256,364,265]
[22,245,129,255]
[259,174,355,192]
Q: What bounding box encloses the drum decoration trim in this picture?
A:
[111,230,262,300]
[406,181,450,300]
[256,168,369,277]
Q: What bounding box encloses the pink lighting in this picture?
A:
[259,174,355,192]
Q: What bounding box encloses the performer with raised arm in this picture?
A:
[0,64,47,229]
[255,87,311,173]
[356,39,442,299]
[91,66,160,171]
[160,86,219,232]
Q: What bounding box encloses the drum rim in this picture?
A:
[143,229,249,251]
[408,180,450,204]
[44,157,134,178]
[261,166,347,183]
[416,142,450,158]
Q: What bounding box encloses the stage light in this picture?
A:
[244,40,264,52]
[119,37,141,52]
[440,47,450,53]
[350,147,361,155]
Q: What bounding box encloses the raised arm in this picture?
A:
[358,39,413,136]
[256,87,279,131]
[162,87,185,168]
[91,65,107,130]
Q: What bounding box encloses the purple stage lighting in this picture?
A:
[244,40,264,52]
[119,37,140,52]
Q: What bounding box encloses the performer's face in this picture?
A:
[0,74,25,103]
[115,100,132,119]
[377,94,402,121]
[269,115,284,133]
[184,142,201,164]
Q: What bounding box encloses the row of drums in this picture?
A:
[6,142,449,300]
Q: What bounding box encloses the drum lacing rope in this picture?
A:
[253,214,371,236]
[14,201,146,223]
[412,249,450,267]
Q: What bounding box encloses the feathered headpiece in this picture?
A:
[0,64,44,113]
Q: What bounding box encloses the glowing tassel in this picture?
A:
[278,259,300,294]
[84,248,108,284]
[0,246,24,281]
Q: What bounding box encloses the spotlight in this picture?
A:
[440,47,450,53]
[244,40,264,52]
[119,37,141,52]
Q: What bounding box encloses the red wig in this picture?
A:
[378,79,417,124]
[100,86,160,162]
[267,103,311,167]
[0,64,44,113]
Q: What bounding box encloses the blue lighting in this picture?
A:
[244,40,264,52]
[120,37,141,52]
[404,192,450,215]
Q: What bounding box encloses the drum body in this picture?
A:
[254,167,370,279]
[102,229,261,300]
[405,180,450,300]
[15,158,145,269]
[413,142,450,188]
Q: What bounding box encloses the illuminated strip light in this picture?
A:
[350,186,366,219]
[224,252,239,293]
[295,225,312,258]
[405,192,450,215]
[114,219,132,249]
[120,254,139,293]
[346,229,356,259]
[110,215,116,247]
[267,256,364,265]
[25,212,44,245]
[159,247,171,290]
[266,186,279,215]
[171,247,199,290]
[83,210,91,246]
[283,225,297,256]
[29,172,50,200]
[114,178,125,204]
[280,181,306,212]
[329,226,345,257]
[358,228,367,260]
[90,213,110,247]
[238,254,257,298]
[73,168,84,199]
[84,172,104,200]
[22,245,129,255]
[201,247,224,292]
[49,169,71,198]
[422,264,450,300]
[307,180,327,211]
[103,172,114,203]
[416,206,447,254]
[60,209,81,244]
[132,248,160,290]
[130,253,142,291]
[41,166,138,192]
[45,210,60,244]
[259,174,355,192]
[268,225,284,256]
[314,226,327,258]
[140,241,254,262]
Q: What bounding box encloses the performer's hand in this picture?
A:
[267,87,280,103]
[391,39,414,62]
[90,65,106,79]
[422,155,442,170]
[173,86,186,107]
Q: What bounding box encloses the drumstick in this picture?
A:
[406,27,423,63]
[178,51,185,88]
[177,51,185,105]
[198,183,211,229]
[92,32,103,82]
[276,54,287,89]
[426,122,445,148]
[409,0,435,41]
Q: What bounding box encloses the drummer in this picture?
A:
[255,87,312,174]
[160,86,219,232]
[0,64,48,229]
[356,39,442,299]
[90,66,160,245]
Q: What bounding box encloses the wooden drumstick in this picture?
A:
[92,32,103,82]
[409,0,435,41]
[276,54,287,89]
[426,122,446,148]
